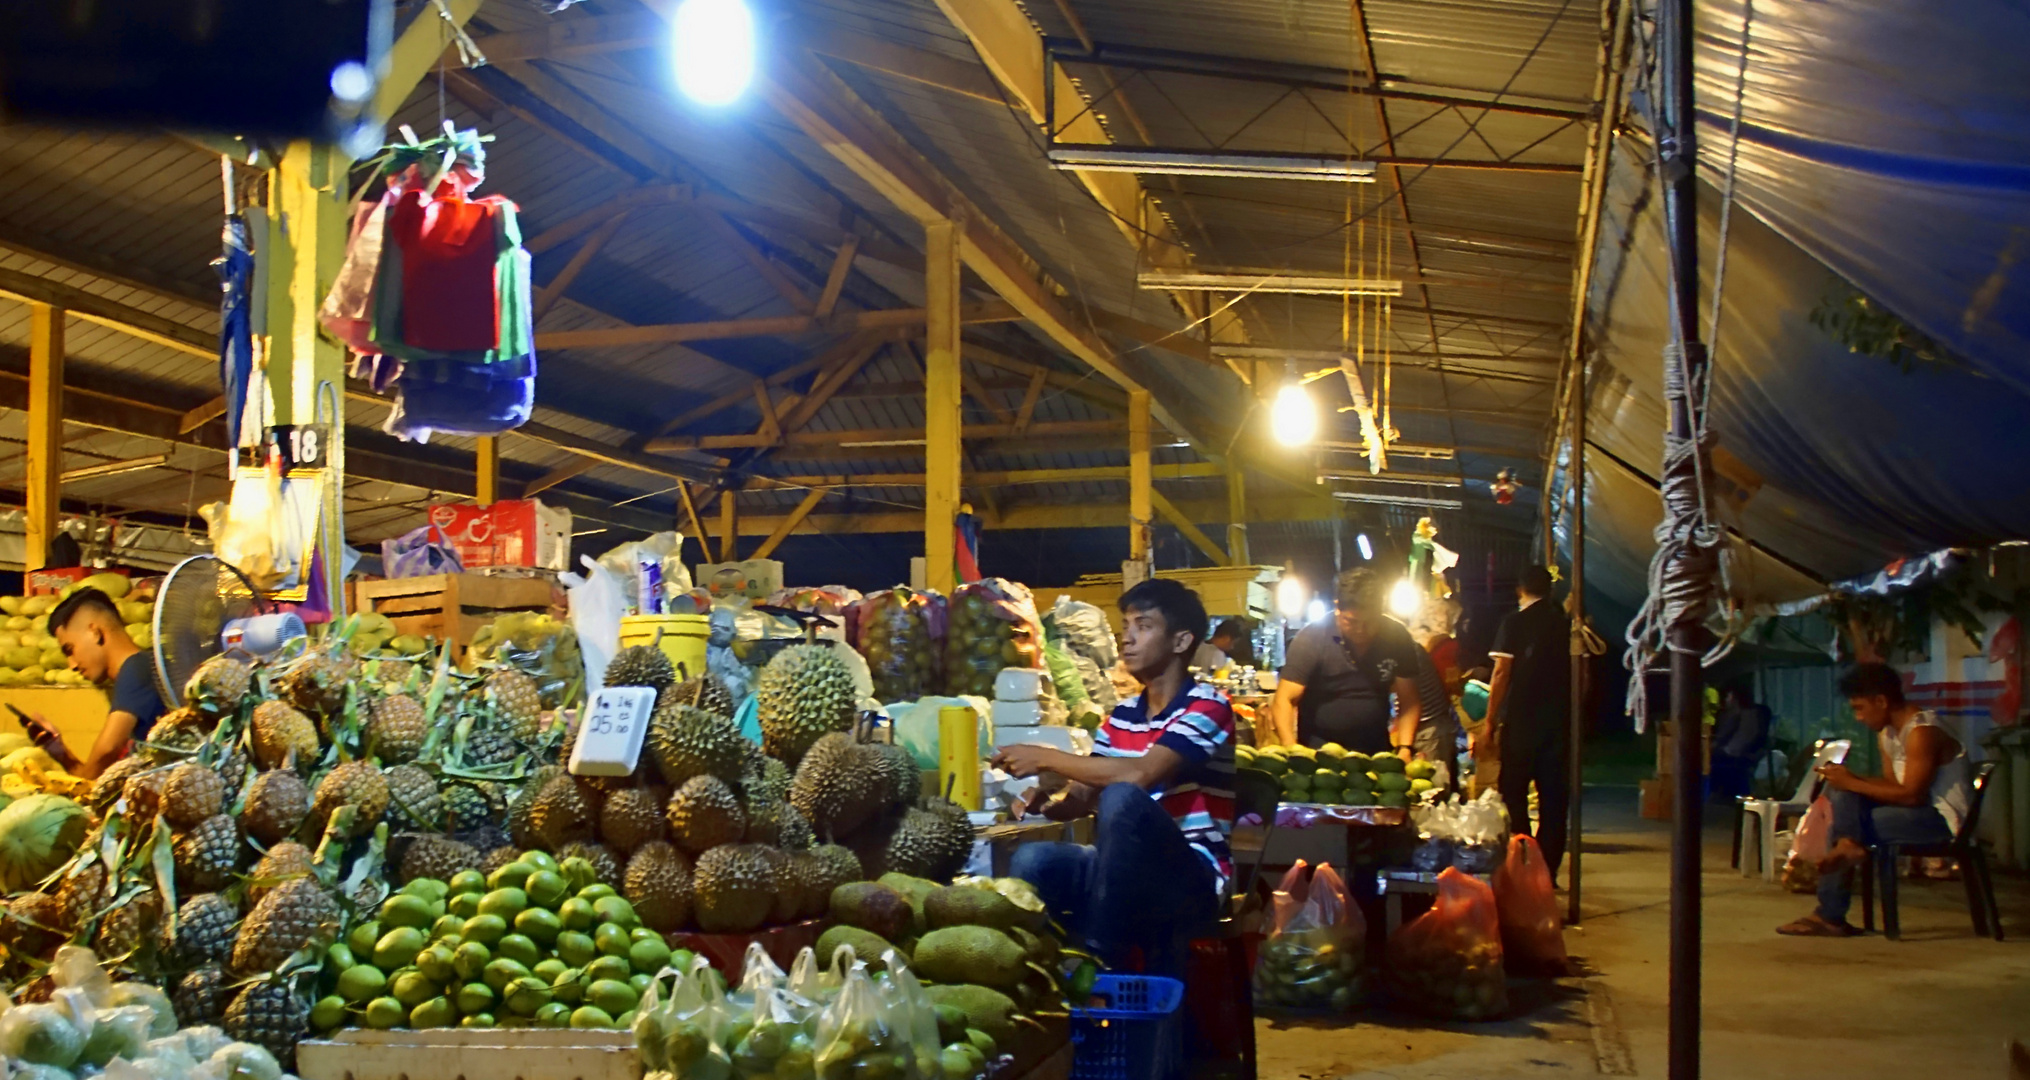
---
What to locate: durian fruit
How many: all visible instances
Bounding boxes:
[278,644,355,717]
[366,695,428,764]
[175,813,243,890]
[528,772,596,851]
[691,843,779,933]
[223,975,311,1070]
[604,643,676,693]
[164,892,239,967]
[480,846,520,876]
[400,835,481,884]
[765,849,804,925]
[871,742,923,811]
[598,786,667,855]
[248,842,314,908]
[670,672,735,718]
[384,765,442,830]
[3,892,65,958]
[250,701,319,771]
[310,761,390,838]
[744,751,793,806]
[172,964,231,1027]
[485,669,545,743]
[743,799,813,851]
[805,843,865,908]
[243,770,311,846]
[558,840,623,889]
[756,644,858,764]
[161,762,226,829]
[623,840,694,932]
[788,733,887,840]
[851,799,976,883]
[786,850,831,920]
[645,701,747,790]
[232,877,338,975]
[184,656,252,718]
[665,775,746,855]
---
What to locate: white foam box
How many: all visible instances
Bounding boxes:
[994,666,1048,701]
[991,724,1083,753]
[298,1028,638,1080]
[991,698,1044,728]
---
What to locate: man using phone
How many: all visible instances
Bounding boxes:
[22,588,163,779]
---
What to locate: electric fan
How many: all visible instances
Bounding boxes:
[150,554,307,708]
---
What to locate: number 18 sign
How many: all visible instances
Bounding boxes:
[567,687,656,777]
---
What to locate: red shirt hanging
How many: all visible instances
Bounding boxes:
[384,180,509,353]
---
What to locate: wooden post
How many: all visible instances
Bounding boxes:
[923,218,963,594]
[475,437,501,505]
[1128,389,1152,562]
[719,489,739,563]
[25,304,64,571]
[1226,461,1249,565]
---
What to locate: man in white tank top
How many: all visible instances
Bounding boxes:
[1777,663,1967,937]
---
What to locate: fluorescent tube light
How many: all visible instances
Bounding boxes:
[1048,145,1376,182]
[1139,269,1403,296]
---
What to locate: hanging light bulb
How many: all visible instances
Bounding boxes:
[1388,577,1423,620]
[1356,532,1374,561]
[673,0,756,106]
[1306,598,1329,626]
[1271,382,1318,447]
[1276,573,1309,621]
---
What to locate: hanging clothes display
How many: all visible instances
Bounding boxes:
[318,124,536,443]
[213,202,255,452]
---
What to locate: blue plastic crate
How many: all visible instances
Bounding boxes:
[1070,974,1186,1080]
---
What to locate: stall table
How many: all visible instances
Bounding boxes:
[981,816,1094,876]
[1375,868,1493,934]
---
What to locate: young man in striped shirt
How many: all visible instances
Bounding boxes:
[993,579,1236,975]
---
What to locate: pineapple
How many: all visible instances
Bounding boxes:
[184,656,252,718]
[217,743,252,805]
[88,756,147,815]
[465,726,518,768]
[248,841,314,908]
[173,964,231,1027]
[55,861,111,931]
[278,644,355,717]
[384,765,442,830]
[243,770,311,846]
[441,782,494,833]
[399,835,481,884]
[231,877,337,975]
[223,976,311,1069]
[366,695,428,764]
[175,814,243,890]
[310,761,389,838]
[160,762,225,829]
[3,893,65,959]
[122,768,169,820]
[145,708,210,763]
[94,892,162,960]
[486,669,545,742]
[251,701,319,771]
[164,892,239,967]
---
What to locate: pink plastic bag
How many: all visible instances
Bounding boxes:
[1782,794,1834,893]
[1492,834,1568,975]
[1255,862,1367,1013]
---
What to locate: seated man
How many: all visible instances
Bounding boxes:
[993,579,1235,975]
[1709,687,1770,798]
[1778,662,1973,937]
[26,587,164,779]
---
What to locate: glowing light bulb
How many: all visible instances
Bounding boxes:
[1356,533,1374,561]
[1271,382,1317,447]
[1306,598,1329,625]
[673,0,756,106]
[1388,577,1424,620]
[1276,574,1309,621]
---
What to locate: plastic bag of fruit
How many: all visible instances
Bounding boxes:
[814,958,919,1080]
[732,940,790,1010]
[852,588,946,703]
[769,587,863,645]
[1492,833,1569,975]
[730,986,820,1080]
[1254,861,1367,1013]
[943,579,1044,698]
[637,954,736,1080]
[874,952,946,1080]
[1383,867,1508,1021]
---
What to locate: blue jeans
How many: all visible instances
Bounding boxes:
[1816,787,1953,922]
[1009,783,1219,975]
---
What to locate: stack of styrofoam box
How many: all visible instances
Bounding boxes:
[990,667,1081,752]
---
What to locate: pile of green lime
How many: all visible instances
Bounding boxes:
[311,850,690,1033]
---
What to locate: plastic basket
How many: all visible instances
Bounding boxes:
[1070,974,1185,1080]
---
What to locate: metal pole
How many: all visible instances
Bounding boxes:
[1567,358,1587,928]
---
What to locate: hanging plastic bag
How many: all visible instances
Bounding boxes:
[562,554,625,691]
[944,580,1045,697]
[1254,862,1366,1013]
[731,987,820,1080]
[1452,790,1509,874]
[1492,834,1568,975]
[382,522,465,579]
[875,952,944,1080]
[732,941,789,1010]
[319,194,394,353]
[1781,794,1834,893]
[814,961,915,1080]
[1045,596,1118,670]
[662,955,735,1080]
[1383,867,1507,1021]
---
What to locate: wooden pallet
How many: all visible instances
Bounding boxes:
[296,1028,638,1080]
[353,573,556,653]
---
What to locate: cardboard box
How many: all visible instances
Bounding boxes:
[24,567,115,596]
[697,558,784,602]
[427,500,571,571]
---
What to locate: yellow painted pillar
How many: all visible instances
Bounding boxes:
[1226,460,1249,566]
[475,437,501,505]
[1128,389,1152,562]
[25,304,64,571]
[923,218,963,594]
[719,490,739,563]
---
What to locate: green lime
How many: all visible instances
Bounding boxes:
[576,884,617,903]
[515,906,564,947]
[310,995,348,1033]
[521,851,561,874]
[456,981,497,1015]
[560,856,598,892]
[671,949,697,973]
[338,964,389,1004]
[570,1006,616,1030]
[453,942,493,983]
[488,862,534,891]
[533,959,569,982]
[558,897,597,932]
[431,914,466,941]
[411,996,457,1029]
[349,921,382,958]
[478,888,529,922]
[586,955,632,985]
[627,927,661,944]
[535,1002,572,1028]
[592,897,637,927]
[550,969,584,1005]
[628,973,652,998]
[449,892,482,920]
[629,936,672,974]
[374,927,427,970]
[593,922,633,958]
[497,933,543,968]
[449,870,488,896]
[364,996,406,1029]
[505,975,554,1017]
[460,1013,497,1029]
[325,941,357,976]
[462,913,508,946]
[484,958,533,994]
[616,1010,637,1029]
[525,870,570,909]
[556,931,597,969]
[417,945,456,984]
[401,877,450,902]
[392,970,441,1008]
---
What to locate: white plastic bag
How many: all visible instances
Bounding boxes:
[596,532,692,614]
[1048,597,1118,669]
[562,555,625,690]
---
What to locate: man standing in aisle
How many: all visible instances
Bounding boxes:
[1480,566,1573,879]
[20,587,164,779]
[1192,618,1246,672]
[1270,569,1424,758]
[993,579,1235,975]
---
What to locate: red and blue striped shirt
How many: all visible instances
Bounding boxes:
[1095,677,1237,897]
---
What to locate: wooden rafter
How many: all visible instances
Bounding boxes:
[534,301,1018,349]
[706,213,816,313]
[647,418,1135,453]
[534,211,629,321]
[752,487,829,559]
[813,236,859,320]
[1149,489,1231,567]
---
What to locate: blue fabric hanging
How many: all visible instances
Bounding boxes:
[212,215,255,449]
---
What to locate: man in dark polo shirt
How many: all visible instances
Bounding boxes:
[1482,566,1572,878]
[23,588,164,779]
[1269,569,1423,758]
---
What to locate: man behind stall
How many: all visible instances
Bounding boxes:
[1270,568,1423,757]
[993,579,1235,974]
[21,587,164,779]
[1480,565,1572,878]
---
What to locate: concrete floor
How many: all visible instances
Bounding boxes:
[1256,787,2030,1079]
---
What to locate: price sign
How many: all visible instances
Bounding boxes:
[261,423,331,471]
[567,687,656,777]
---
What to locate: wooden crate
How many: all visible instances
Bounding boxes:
[353,573,556,653]
[296,1028,637,1080]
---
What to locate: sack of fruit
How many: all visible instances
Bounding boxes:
[943,579,1044,698]
[1254,861,1368,1013]
[1492,834,1569,975]
[852,587,946,703]
[1383,867,1507,1021]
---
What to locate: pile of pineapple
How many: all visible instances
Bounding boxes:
[0,619,570,1070]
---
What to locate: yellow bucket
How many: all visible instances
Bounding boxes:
[617,614,711,682]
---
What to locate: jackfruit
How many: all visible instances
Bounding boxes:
[755,644,857,764]
[877,873,939,934]
[814,925,902,971]
[924,887,1034,933]
[912,925,1027,990]
[829,882,914,942]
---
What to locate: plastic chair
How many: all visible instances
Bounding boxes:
[1857,761,2003,942]
[1734,738,1850,880]
[1184,767,1279,1080]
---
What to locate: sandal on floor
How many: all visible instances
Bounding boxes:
[1777,915,1858,937]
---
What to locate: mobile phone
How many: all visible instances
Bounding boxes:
[7,705,51,744]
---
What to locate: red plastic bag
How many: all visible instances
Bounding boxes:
[1255,862,1367,1013]
[1492,834,1568,975]
[1781,794,1834,893]
[1384,867,1508,1020]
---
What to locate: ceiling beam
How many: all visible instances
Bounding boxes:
[764,463,1225,487]
[647,418,1136,453]
[729,492,1338,537]
[534,300,1019,349]
[0,268,213,357]
[376,0,485,122]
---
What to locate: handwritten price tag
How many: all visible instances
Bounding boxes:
[566,687,656,777]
